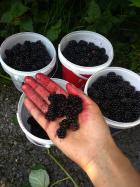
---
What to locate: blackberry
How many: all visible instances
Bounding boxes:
[110,111,122,122]
[116,75,123,82]
[107,72,117,80]
[102,54,108,62]
[78,40,88,47]
[48,93,66,105]
[45,105,57,121]
[59,119,69,129]
[4,40,51,71]
[45,93,83,138]
[70,122,79,131]
[59,118,71,129]
[48,93,67,118]
[56,127,66,138]
[88,72,140,122]
[88,42,95,50]
[27,116,49,139]
[80,57,89,65]
[69,40,77,47]
[123,81,130,87]
[125,85,135,97]
[87,52,93,59]
[62,40,109,67]
[66,95,83,117]
[134,91,140,100]
[100,48,106,54]
[117,88,126,98]
[110,100,121,111]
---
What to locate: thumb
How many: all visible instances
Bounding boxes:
[66,83,92,106]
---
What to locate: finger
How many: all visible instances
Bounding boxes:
[35,73,67,95]
[22,83,48,113]
[24,76,38,89]
[24,97,48,131]
[24,97,61,141]
[24,76,50,103]
[66,83,92,106]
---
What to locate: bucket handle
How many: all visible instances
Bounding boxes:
[71,69,89,80]
[50,60,58,78]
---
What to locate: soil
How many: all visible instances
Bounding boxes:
[0,82,140,187]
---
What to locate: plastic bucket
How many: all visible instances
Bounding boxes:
[0,32,56,91]
[17,78,68,148]
[58,31,114,88]
[84,67,140,129]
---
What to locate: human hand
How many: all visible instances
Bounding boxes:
[22,73,113,171]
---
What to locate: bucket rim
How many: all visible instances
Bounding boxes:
[84,67,140,129]
[17,78,68,145]
[0,32,56,75]
[17,93,53,144]
[58,30,114,73]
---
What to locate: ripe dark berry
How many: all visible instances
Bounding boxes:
[79,40,88,47]
[56,127,66,139]
[48,93,66,105]
[66,95,83,117]
[59,119,71,129]
[69,40,77,47]
[4,40,51,71]
[100,48,106,54]
[135,91,140,100]
[45,105,56,121]
[107,72,116,80]
[70,123,79,131]
[102,54,108,62]
[88,42,95,50]
[62,40,108,67]
[45,93,83,138]
[88,72,140,123]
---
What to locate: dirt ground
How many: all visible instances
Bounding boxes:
[0,83,140,187]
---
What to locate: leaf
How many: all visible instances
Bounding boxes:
[85,0,101,23]
[20,18,33,31]
[46,19,61,41]
[10,1,29,18]
[96,10,120,34]
[0,28,9,37]
[1,11,13,23]
[129,0,140,7]
[35,11,49,24]
[31,164,46,170]
[1,1,29,23]
[29,169,50,187]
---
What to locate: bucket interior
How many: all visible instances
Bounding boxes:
[85,67,140,128]
[0,33,55,61]
[21,104,31,132]
[60,31,113,59]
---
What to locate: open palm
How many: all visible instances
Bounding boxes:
[22,73,112,170]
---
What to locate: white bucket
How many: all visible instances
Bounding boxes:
[17,78,68,148]
[84,67,140,129]
[58,31,114,88]
[0,32,56,91]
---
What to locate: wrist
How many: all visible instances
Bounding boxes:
[84,139,116,183]
[84,140,140,187]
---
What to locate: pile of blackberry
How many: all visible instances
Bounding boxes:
[4,40,51,71]
[46,93,83,138]
[62,40,108,66]
[27,116,50,139]
[88,72,140,122]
